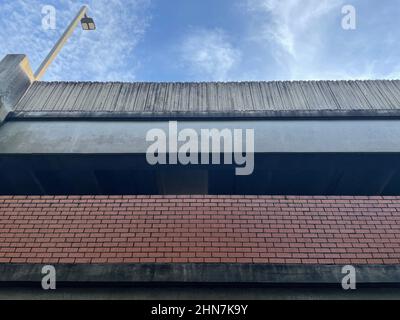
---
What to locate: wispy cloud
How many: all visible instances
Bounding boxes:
[179,28,241,81]
[244,0,400,80]
[245,0,346,79]
[248,0,342,57]
[0,0,151,81]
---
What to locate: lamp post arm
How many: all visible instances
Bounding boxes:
[34,5,88,81]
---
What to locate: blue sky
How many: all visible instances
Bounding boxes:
[1,0,400,82]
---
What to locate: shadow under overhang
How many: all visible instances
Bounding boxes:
[1,153,400,195]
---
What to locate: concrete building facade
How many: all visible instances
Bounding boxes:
[1,54,400,299]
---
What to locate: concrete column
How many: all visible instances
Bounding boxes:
[0,54,34,123]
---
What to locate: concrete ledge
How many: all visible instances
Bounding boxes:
[9,109,400,120]
[0,263,400,287]
[3,119,400,154]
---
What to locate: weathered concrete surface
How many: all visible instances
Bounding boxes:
[0,263,400,299]
[0,54,34,123]
[1,120,400,154]
[1,263,400,284]
[12,80,400,114]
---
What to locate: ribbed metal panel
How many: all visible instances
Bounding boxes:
[13,80,400,114]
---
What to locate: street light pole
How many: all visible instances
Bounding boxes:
[34,5,95,81]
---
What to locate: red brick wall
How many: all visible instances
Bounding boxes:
[0,195,399,264]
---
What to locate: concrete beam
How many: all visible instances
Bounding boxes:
[0,54,34,123]
[11,109,400,120]
[1,263,400,286]
[2,120,400,154]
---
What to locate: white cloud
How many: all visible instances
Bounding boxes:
[243,0,400,80]
[245,0,345,79]
[179,29,241,81]
[0,0,151,81]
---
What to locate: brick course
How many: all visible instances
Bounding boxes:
[0,195,399,264]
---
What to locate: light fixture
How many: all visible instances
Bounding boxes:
[81,14,96,31]
[34,6,96,80]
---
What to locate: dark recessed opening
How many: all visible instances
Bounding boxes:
[1,153,400,196]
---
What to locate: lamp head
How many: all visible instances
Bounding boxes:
[81,14,96,30]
